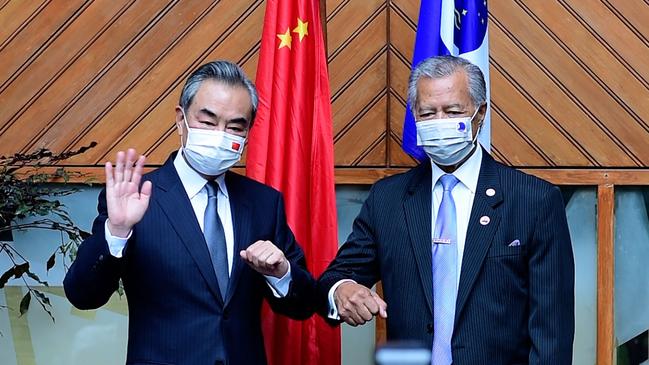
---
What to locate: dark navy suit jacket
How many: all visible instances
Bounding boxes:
[64,154,315,365]
[318,148,575,364]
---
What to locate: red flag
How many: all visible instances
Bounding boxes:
[246,0,341,364]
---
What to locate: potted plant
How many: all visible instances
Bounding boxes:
[0,143,96,319]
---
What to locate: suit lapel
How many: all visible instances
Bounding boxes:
[454,151,503,323]
[403,162,434,315]
[154,157,223,303]
[223,172,253,307]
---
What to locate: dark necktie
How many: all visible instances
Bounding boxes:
[204,181,229,299]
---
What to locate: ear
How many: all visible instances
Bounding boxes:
[475,102,488,129]
[174,106,185,136]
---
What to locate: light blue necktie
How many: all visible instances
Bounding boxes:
[432,174,460,365]
[204,181,229,299]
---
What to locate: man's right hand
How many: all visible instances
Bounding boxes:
[334,282,387,326]
[105,149,152,237]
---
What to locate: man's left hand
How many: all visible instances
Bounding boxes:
[240,240,289,278]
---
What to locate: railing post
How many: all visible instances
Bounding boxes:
[597,183,615,365]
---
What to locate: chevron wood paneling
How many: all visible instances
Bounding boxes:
[489,0,649,167]
[0,0,264,167]
[327,0,388,166]
[0,0,648,173]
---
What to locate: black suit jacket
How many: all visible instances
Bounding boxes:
[319,149,575,364]
[64,154,315,365]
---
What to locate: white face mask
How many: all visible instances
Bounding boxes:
[180,111,246,176]
[415,107,481,166]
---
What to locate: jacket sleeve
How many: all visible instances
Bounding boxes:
[263,193,316,320]
[528,186,575,364]
[63,188,124,310]
[316,184,381,320]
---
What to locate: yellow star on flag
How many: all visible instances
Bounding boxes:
[277,28,292,49]
[292,18,309,42]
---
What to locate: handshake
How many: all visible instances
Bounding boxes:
[334,281,388,326]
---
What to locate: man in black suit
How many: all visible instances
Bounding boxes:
[64,61,314,365]
[318,55,574,364]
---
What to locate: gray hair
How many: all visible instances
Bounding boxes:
[179,60,258,126]
[407,55,486,115]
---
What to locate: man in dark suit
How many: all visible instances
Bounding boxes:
[64,61,314,365]
[318,55,575,364]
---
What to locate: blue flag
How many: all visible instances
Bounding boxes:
[402,0,490,161]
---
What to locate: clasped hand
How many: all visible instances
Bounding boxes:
[334,282,387,326]
[240,240,290,278]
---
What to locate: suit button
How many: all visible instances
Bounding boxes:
[98,254,104,261]
[426,323,433,334]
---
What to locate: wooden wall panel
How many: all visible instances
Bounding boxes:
[0,0,89,89]
[29,0,218,154]
[490,1,649,167]
[327,0,388,166]
[387,0,418,167]
[67,0,265,165]
[0,0,648,172]
[0,1,47,47]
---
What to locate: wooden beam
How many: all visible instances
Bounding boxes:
[13,166,649,186]
[596,184,615,365]
[522,169,649,186]
[334,168,409,184]
[333,168,649,185]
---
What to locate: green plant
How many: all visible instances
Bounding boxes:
[0,143,96,320]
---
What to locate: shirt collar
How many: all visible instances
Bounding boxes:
[430,144,483,194]
[173,149,228,199]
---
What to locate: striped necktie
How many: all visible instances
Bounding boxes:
[204,181,229,299]
[431,174,460,365]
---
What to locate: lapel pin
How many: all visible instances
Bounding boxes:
[480,216,490,225]
[486,188,496,197]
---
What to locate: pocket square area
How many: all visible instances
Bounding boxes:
[508,239,521,247]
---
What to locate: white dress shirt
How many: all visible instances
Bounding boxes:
[105,150,291,297]
[327,146,483,319]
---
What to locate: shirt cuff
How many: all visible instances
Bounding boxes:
[104,219,132,258]
[264,263,292,298]
[327,279,356,320]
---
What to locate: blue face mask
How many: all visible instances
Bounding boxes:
[415,107,481,166]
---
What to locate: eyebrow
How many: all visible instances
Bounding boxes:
[198,108,249,125]
[442,103,465,109]
[418,103,465,111]
[229,117,249,126]
[198,108,217,118]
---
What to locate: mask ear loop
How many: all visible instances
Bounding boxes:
[178,109,191,149]
[470,103,487,144]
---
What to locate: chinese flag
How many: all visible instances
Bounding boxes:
[246,0,341,365]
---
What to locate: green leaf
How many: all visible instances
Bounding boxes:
[26,271,48,287]
[19,292,31,316]
[13,262,29,279]
[0,267,15,288]
[46,253,56,272]
[33,289,51,307]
